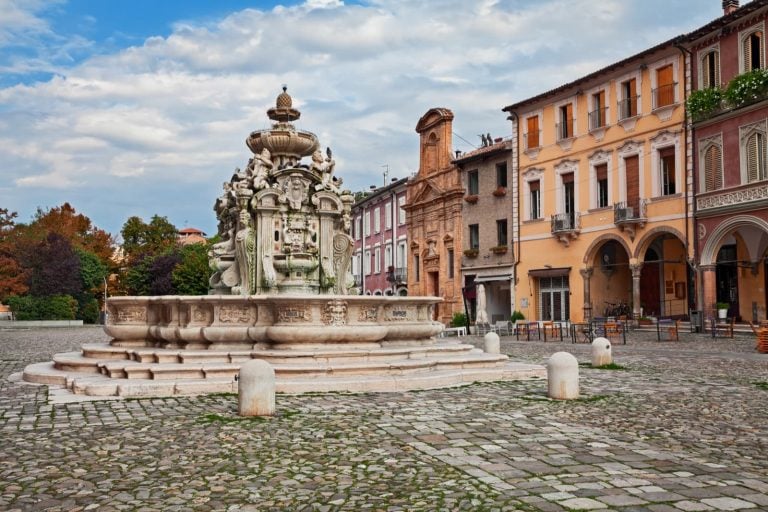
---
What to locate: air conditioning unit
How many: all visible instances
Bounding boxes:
[553,218,568,232]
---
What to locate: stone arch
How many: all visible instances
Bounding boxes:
[582,233,632,265]
[633,226,687,261]
[701,215,768,265]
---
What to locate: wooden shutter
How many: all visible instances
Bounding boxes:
[625,155,640,211]
[745,32,764,71]
[713,51,721,87]
[702,54,710,89]
[745,34,753,71]
[561,172,574,184]
[598,90,606,126]
[656,65,674,107]
[527,116,539,148]
[747,133,760,182]
[565,103,573,136]
[705,145,722,191]
[628,78,637,116]
[529,180,540,191]
[596,163,608,181]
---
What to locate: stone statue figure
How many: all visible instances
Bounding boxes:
[282,175,307,210]
[475,284,489,324]
[312,147,339,194]
[262,253,277,290]
[320,255,335,289]
[234,210,256,295]
[332,233,354,294]
[251,148,273,191]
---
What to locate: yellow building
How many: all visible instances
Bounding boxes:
[503,38,694,322]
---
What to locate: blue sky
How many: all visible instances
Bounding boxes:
[0,0,726,238]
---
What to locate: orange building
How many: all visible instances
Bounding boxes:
[404,108,464,323]
[503,38,693,322]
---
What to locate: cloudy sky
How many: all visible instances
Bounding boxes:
[0,0,726,238]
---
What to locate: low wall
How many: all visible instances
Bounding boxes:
[0,320,84,328]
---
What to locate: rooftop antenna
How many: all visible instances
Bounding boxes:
[381,164,389,186]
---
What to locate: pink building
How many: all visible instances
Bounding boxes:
[351,178,409,295]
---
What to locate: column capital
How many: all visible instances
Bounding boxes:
[629,262,643,277]
[699,264,716,272]
[580,266,594,279]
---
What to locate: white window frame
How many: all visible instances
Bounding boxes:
[354,216,362,240]
[374,247,381,273]
[650,131,681,197]
[616,140,646,203]
[588,150,613,209]
[554,96,578,143]
[586,83,611,131]
[523,168,544,221]
[649,55,680,110]
[697,43,721,89]
[397,241,407,269]
[616,69,643,129]
[739,22,766,74]
[364,211,371,237]
[398,196,406,225]
[385,201,392,230]
[373,207,381,233]
[698,133,724,192]
[522,109,543,154]
[384,244,393,269]
[739,120,768,184]
[554,159,579,216]
[364,249,371,275]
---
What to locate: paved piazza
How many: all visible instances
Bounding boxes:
[1,327,767,511]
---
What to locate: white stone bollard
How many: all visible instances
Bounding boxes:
[484,331,500,354]
[238,359,276,417]
[591,337,612,367]
[547,352,579,400]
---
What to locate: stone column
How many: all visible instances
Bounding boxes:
[580,267,594,322]
[630,262,643,320]
[701,264,717,320]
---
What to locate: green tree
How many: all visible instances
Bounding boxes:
[120,215,177,259]
[0,208,27,300]
[172,243,211,295]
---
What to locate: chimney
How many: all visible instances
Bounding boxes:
[723,0,739,16]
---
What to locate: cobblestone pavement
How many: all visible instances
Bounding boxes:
[1,326,767,511]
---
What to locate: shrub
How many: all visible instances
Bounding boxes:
[451,311,467,327]
[8,295,78,320]
[716,302,729,310]
[77,296,101,324]
[686,87,724,121]
[510,310,525,322]
[724,68,768,108]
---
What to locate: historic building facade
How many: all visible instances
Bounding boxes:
[503,38,693,322]
[454,138,515,323]
[683,0,768,322]
[351,177,408,296]
[404,108,464,323]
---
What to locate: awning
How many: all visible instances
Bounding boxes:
[528,267,571,278]
[474,274,514,283]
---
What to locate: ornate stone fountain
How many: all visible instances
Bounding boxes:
[22,89,545,398]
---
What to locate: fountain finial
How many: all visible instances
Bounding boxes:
[269,86,300,122]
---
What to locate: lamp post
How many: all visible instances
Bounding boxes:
[101,276,108,325]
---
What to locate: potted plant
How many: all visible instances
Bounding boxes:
[716,302,729,320]
[492,186,507,197]
[463,248,479,258]
[510,310,525,323]
[638,316,653,326]
[490,245,508,254]
[464,194,479,204]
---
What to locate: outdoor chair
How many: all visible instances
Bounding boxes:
[657,318,679,341]
[494,321,511,336]
[475,322,493,335]
[710,317,734,338]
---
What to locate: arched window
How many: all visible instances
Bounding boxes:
[702,51,720,88]
[745,132,767,182]
[703,144,723,192]
[743,31,764,72]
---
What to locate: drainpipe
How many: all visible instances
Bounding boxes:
[676,41,699,314]
[361,204,366,295]
[506,110,521,295]
[391,188,398,295]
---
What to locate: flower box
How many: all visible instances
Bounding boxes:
[490,246,508,254]
[464,194,479,204]
[492,187,507,197]
[463,249,479,258]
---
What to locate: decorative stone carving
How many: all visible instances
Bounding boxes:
[277,304,311,323]
[358,306,378,322]
[697,183,768,211]
[322,300,348,326]
[116,306,146,323]
[384,306,414,322]
[219,305,250,324]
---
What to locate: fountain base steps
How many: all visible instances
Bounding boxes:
[23,341,546,398]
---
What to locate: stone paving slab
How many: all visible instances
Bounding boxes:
[0,327,766,510]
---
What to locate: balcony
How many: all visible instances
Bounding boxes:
[524,130,541,153]
[652,83,678,121]
[555,120,574,142]
[588,107,608,131]
[613,200,647,241]
[386,266,407,284]
[618,96,639,120]
[550,212,580,246]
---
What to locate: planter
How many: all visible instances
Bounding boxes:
[490,246,508,255]
[492,187,507,197]
[464,195,479,204]
[463,249,479,258]
[718,308,728,320]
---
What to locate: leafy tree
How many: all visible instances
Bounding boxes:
[172,243,211,295]
[27,233,82,297]
[120,215,177,259]
[0,208,27,300]
[122,253,154,296]
[76,248,108,292]
[32,203,113,263]
[148,252,182,295]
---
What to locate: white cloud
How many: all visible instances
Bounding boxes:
[0,0,724,234]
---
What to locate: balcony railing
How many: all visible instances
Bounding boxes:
[652,83,677,109]
[386,266,407,284]
[618,96,639,120]
[613,200,647,223]
[551,212,577,233]
[556,119,574,141]
[588,107,608,131]
[353,275,363,287]
[524,130,541,150]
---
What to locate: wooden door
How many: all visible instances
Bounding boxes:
[641,249,661,317]
[656,65,674,107]
[625,155,640,212]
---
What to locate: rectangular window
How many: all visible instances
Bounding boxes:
[538,276,570,321]
[364,211,371,236]
[397,242,405,268]
[526,115,540,149]
[364,250,371,275]
[447,249,454,278]
[660,147,676,196]
[620,78,638,119]
[529,180,541,219]
[398,196,406,225]
[654,65,674,108]
[354,216,362,240]
[468,170,479,195]
[596,163,609,208]
[352,254,359,275]
[589,90,606,130]
[414,254,420,281]
[702,51,720,88]
[385,245,392,269]
[496,219,508,246]
[469,224,480,249]
[385,202,392,229]
[496,162,508,188]
[373,207,381,233]
[374,247,381,273]
[558,103,573,140]
[744,31,765,72]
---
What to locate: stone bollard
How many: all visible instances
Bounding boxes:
[591,337,612,367]
[484,331,500,354]
[547,352,579,400]
[238,359,276,417]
